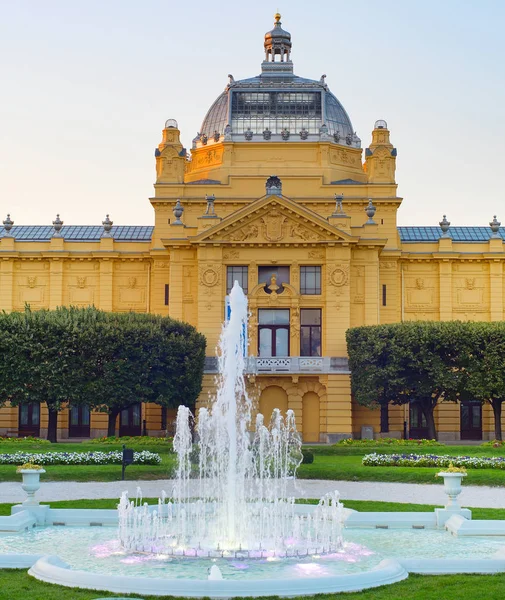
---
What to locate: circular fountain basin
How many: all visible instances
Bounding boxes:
[2,526,505,597]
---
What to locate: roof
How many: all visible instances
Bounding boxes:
[0,225,154,242]
[398,226,503,242]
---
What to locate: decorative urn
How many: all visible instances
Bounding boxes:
[18,467,46,505]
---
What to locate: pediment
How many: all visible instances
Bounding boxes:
[190,195,353,245]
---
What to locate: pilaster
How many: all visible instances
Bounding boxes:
[99,260,113,312]
[168,249,184,321]
[439,260,452,321]
[197,246,224,353]
[49,260,63,309]
[364,252,380,325]
[0,259,14,312]
[489,260,503,321]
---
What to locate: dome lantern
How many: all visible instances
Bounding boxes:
[264,13,292,64]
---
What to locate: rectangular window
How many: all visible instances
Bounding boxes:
[382,284,387,306]
[258,266,290,288]
[258,309,290,357]
[164,284,169,306]
[300,309,321,357]
[227,266,248,294]
[300,266,321,294]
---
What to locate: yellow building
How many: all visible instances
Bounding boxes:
[1,15,504,442]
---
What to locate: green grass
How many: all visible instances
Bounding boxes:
[2,442,505,485]
[2,570,505,600]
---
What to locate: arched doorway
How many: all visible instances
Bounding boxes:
[302,391,320,443]
[259,386,288,424]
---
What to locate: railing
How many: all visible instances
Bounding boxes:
[204,356,349,374]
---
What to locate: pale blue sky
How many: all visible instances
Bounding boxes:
[1,0,503,228]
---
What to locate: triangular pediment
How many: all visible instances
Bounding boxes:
[190,195,354,244]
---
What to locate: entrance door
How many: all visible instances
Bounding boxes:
[68,406,91,438]
[18,403,40,437]
[120,403,142,437]
[460,401,482,440]
[409,403,429,439]
[258,309,290,357]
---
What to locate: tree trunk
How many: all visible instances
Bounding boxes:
[108,410,119,437]
[47,407,58,443]
[491,399,503,441]
[422,402,437,440]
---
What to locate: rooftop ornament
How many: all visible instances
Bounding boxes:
[204,194,216,216]
[165,119,178,129]
[490,215,501,239]
[333,194,345,216]
[101,214,113,238]
[375,119,388,129]
[439,215,451,238]
[172,200,184,225]
[265,175,282,196]
[2,214,14,237]
[52,214,63,238]
[365,200,376,224]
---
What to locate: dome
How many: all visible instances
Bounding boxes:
[196,15,359,149]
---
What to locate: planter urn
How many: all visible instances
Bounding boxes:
[18,469,46,505]
[438,471,467,510]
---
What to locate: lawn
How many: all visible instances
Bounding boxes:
[2,570,505,600]
[1,441,505,485]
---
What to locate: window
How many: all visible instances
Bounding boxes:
[258,309,290,357]
[382,284,387,306]
[300,309,321,357]
[258,266,290,291]
[300,266,321,294]
[164,284,169,306]
[227,266,248,294]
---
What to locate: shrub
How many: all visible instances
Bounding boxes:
[0,437,50,445]
[335,438,441,447]
[301,450,314,464]
[90,436,174,450]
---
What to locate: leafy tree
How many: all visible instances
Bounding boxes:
[347,321,468,440]
[0,307,206,441]
[463,322,505,441]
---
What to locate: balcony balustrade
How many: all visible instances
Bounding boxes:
[204,356,349,374]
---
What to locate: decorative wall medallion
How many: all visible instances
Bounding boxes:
[27,276,37,289]
[380,261,396,270]
[223,250,240,260]
[415,278,425,290]
[128,277,137,289]
[308,249,324,259]
[77,276,86,289]
[200,267,219,287]
[328,266,349,287]
[465,278,476,290]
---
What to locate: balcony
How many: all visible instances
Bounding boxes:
[204,356,349,374]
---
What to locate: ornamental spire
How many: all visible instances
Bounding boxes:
[262,13,293,75]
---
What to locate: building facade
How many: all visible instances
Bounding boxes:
[1,15,504,441]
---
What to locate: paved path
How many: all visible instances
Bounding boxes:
[1,479,504,508]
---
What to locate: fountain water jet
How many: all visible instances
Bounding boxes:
[118,281,344,556]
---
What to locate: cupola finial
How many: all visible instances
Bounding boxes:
[262,13,293,74]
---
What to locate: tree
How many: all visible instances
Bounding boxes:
[347,321,468,440]
[463,322,505,441]
[0,307,206,441]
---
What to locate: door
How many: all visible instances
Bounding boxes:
[258,309,290,357]
[302,391,320,443]
[460,401,482,440]
[408,403,429,439]
[18,403,40,437]
[68,405,91,438]
[120,403,142,437]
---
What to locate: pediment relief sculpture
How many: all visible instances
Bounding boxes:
[223,214,325,244]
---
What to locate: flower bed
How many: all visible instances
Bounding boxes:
[362,453,505,470]
[336,438,441,447]
[0,450,161,466]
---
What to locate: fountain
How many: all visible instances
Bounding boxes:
[3,282,505,597]
[118,281,344,558]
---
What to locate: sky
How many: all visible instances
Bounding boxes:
[0,0,504,228]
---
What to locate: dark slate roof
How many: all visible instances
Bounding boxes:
[186,179,222,185]
[0,225,154,242]
[330,179,365,185]
[398,226,503,242]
